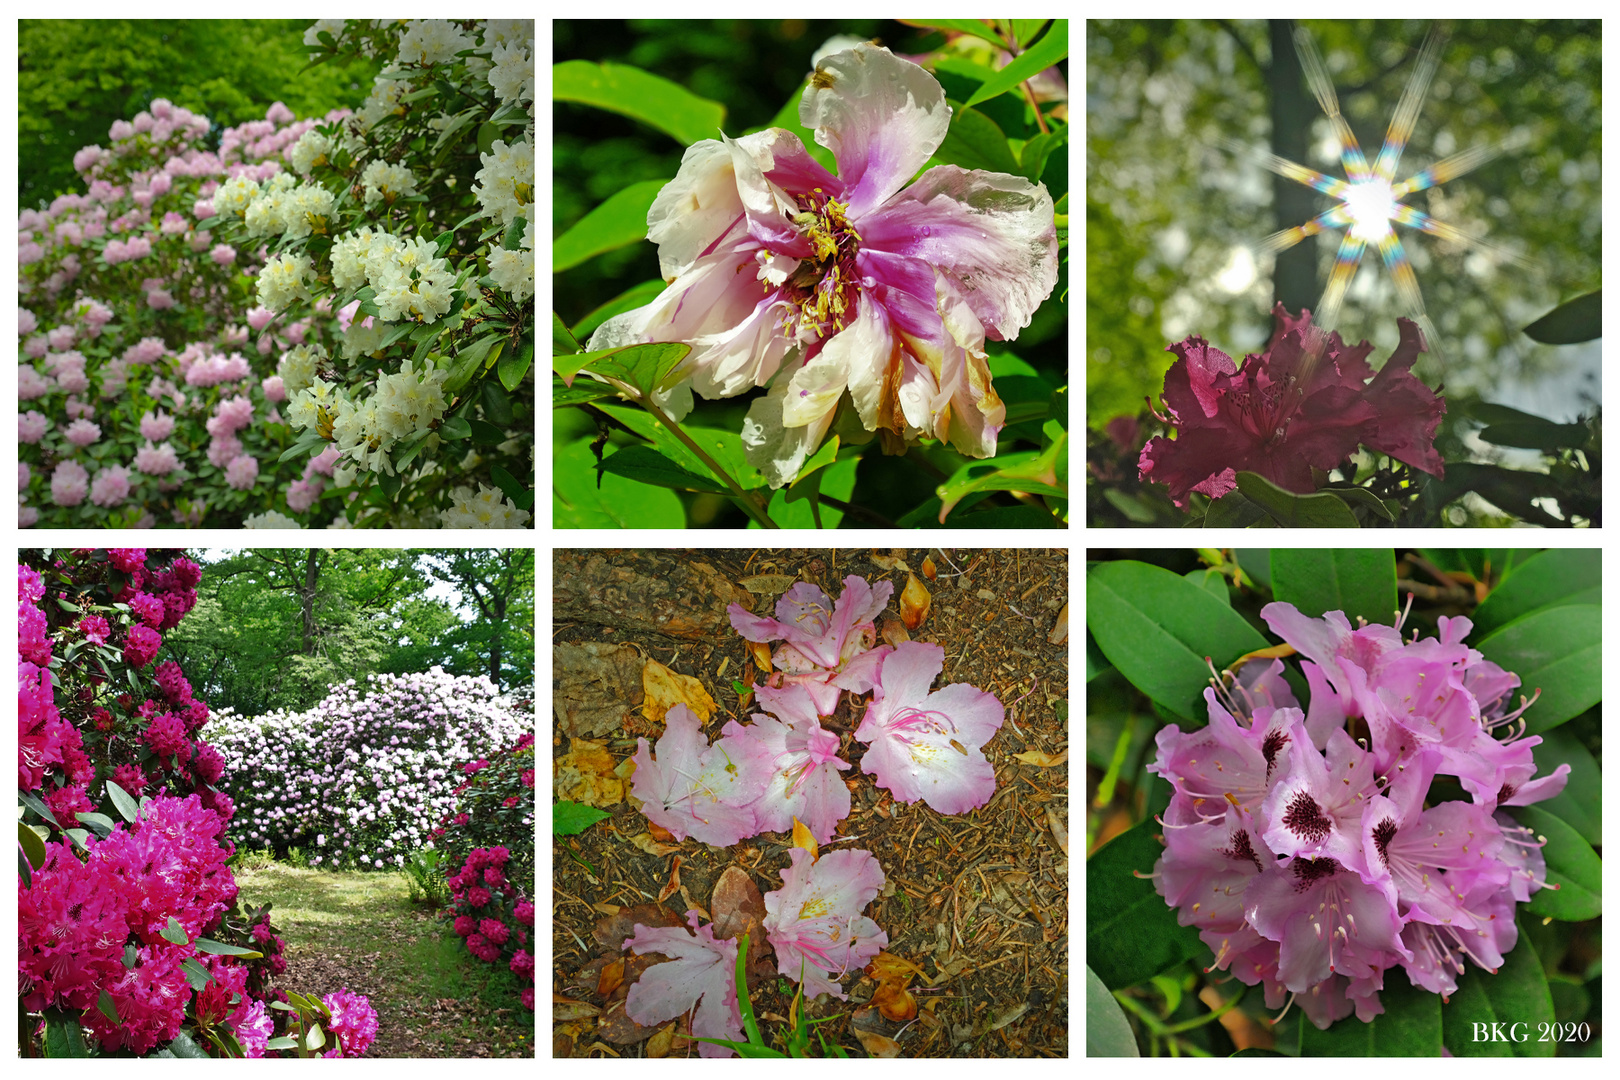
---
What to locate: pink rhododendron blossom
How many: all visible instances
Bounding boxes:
[587,43,1058,485]
[763,847,888,1000]
[622,911,744,1058]
[90,465,132,507]
[124,624,163,668]
[140,410,175,441]
[51,460,90,506]
[728,575,893,715]
[232,998,275,1058]
[731,682,852,842]
[322,987,379,1057]
[225,454,260,490]
[20,411,50,442]
[630,703,773,846]
[134,441,181,476]
[1148,601,1567,1026]
[855,641,1004,813]
[78,614,112,644]
[1139,305,1446,506]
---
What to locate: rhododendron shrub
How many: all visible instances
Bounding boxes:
[443,845,534,1011]
[19,19,535,528]
[204,669,530,871]
[17,547,362,1057]
[431,722,537,898]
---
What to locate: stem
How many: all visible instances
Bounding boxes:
[614,379,780,529]
[1022,81,1051,135]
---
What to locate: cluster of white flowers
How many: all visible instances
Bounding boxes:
[360,159,418,205]
[287,361,450,483]
[397,19,474,66]
[244,509,303,529]
[243,173,337,240]
[357,73,408,131]
[474,138,533,226]
[488,40,533,107]
[257,252,315,312]
[487,219,534,302]
[331,226,458,323]
[211,173,261,217]
[289,128,337,175]
[440,483,531,528]
[278,342,327,396]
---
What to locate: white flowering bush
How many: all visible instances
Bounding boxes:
[202,669,532,869]
[18,19,534,528]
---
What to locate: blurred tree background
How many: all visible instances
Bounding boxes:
[19,19,385,209]
[1087,20,1600,453]
[555,19,1069,527]
[165,548,535,717]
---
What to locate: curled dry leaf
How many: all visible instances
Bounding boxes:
[554,737,624,807]
[866,952,926,1022]
[597,958,626,998]
[1011,748,1069,768]
[1047,601,1068,645]
[850,1009,903,1058]
[868,549,911,572]
[656,855,683,904]
[877,614,910,648]
[708,865,769,968]
[642,659,718,724]
[790,817,819,863]
[645,1022,675,1059]
[553,997,601,1021]
[1047,805,1069,856]
[746,639,774,672]
[628,831,683,857]
[739,573,798,596]
[899,572,931,631]
[921,555,937,580]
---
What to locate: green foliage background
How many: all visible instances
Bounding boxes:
[19,19,386,209]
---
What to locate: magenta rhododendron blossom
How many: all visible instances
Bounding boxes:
[587,42,1058,486]
[732,682,852,843]
[1139,304,1446,507]
[728,574,893,716]
[630,703,773,847]
[622,911,744,1059]
[855,641,1004,813]
[1147,601,1568,1028]
[762,847,888,1000]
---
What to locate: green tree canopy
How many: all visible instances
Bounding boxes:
[19,19,385,208]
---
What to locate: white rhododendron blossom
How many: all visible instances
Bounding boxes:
[439,484,532,528]
[474,138,534,226]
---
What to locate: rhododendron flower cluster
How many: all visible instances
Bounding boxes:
[1147,601,1568,1028]
[728,575,893,715]
[204,669,529,869]
[19,19,534,529]
[444,843,534,1010]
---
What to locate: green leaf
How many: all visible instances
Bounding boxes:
[193,938,264,959]
[941,505,1065,528]
[180,957,212,992]
[438,416,472,441]
[1235,471,1360,528]
[44,1009,89,1057]
[553,60,727,145]
[306,1022,327,1051]
[763,456,857,530]
[552,311,583,356]
[1086,822,1204,988]
[569,341,691,399]
[160,915,190,946]
[936,432,1066,522]
[390,430,433,475]
[19,820,48,869]
[1184,567,1229,602]
[1201,490,1268,528]
[1010,19,1050,46]
[377,470,403,501]
[551,179,668,273]
[265,1036,299,1051]
[1087,560,1268,721]
[1475,604,1601,733]
[1522,289,1600,344]
[97,988,120,1025]
[1516,804,1602,921]
[935,104,1021,175]
[554,428,686,529]
[1531,725,1601,845]
[490,465,530,506]
[498,337,533,393]
[481,379,515,426]
[598,444,727,494]
[469,419,506,446]
[1018,125,1067,183]
[1269,549,1398,627]
[1298,967,1441,1055]
[1477,416,1590,450]
[1086,966,1139,1056]
[75,812,116,840]
[553,376,620,408]
[964,19,1068,108]
[1470,548,1601,638]
[1444,920,1556,1056]
[570,279,666,341]
[554,801,612,835]
[277,434,325,463]
[898,18,1007,49]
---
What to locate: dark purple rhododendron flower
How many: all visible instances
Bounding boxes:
[1138,304,1445,507]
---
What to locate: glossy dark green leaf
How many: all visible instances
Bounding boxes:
[1086,965,1139,1056]
[481,379,514,426]
[1019,126,1068,183]
[1184,567,1229,602]
[497,338,533,393]
[598,444,727,494]
[18,821,47,871]
[44,1009,89,1057]
[75,812,115,840]
[551,311,582,357]
[180,957,212,992]
[1201,490,1268,528]
[97,988,120,1024]
[553,60,727,145]
[939,505,1065,528]
[551,179,667,272]
[193,937,263,958]
[575,341,691,399]
[1515,805,1602,921]
[1475,605,1601,733]
[160,915,190,946]
[1086,631,1110,682]
[1086,822,1204,989]
[1530,724,1600,845]
[438,416,472,441]
[1444,921,1555,1057]
[1298,967,1440,1055]
[1087,560,1268,721]
[1522,289,1600,344]
[552,376,619,408]
[1235,549,1272,590]
[554,429,686,529]
[1270,549,1398,627]
[898,18,1007,49]
[1469,548,1601,638]
[935,104,1021,175]
[1236,472,1360,528]
[1477,419,1591,451]
[964,19,1068,108]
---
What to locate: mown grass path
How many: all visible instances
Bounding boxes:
[233,862,533,1057]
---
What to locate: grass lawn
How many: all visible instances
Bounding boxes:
[232,857,533,1057]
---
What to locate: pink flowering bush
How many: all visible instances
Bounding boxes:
[431,725,537,897]
[17,547,365,1057]
[442,846,534,1011]
[19,19,535,529]
[203,670,530,871]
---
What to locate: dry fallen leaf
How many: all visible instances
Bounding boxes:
[554,642,645,737]
[1047,601,1068,645]
[597,958,625,997]
[592,903,681,953]
[868,549,911,572]
[553,997,601,1021]
[866,952,927,1022]
[851,1026,902,1058]
[739,573,798,596]
[899,572,931,631]
[877,614,910,647]
[656,855,683,904]
[746,640,774,672]
[1047,805,1069,856]
[1011,748,1069,768]
[921,555,937,580]
[554,737,624,807]
[627,831,683,857]
[645,1022,675,1059]
[642,660,718,724]
[791,817,819,862]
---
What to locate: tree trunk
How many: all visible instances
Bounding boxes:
[1269,19,1318,318]
[300,550,320,655]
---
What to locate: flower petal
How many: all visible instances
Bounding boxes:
[646,139,751,281]
[859,164,1058,340]
[623,912,742,1058]
[741,358,837,488]
[802,45,950,217]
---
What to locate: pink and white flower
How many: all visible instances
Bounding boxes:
[762,847,888,1000]
[622,911,743,1058]
[728,574,892,716]
[629,703,772,847]
[731,682,851,843]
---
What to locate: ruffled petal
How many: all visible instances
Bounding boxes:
[802,44,949,217]
[646,139,751,281]
[741,359,836,488]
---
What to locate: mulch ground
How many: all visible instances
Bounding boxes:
[552,548,1069,1058]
